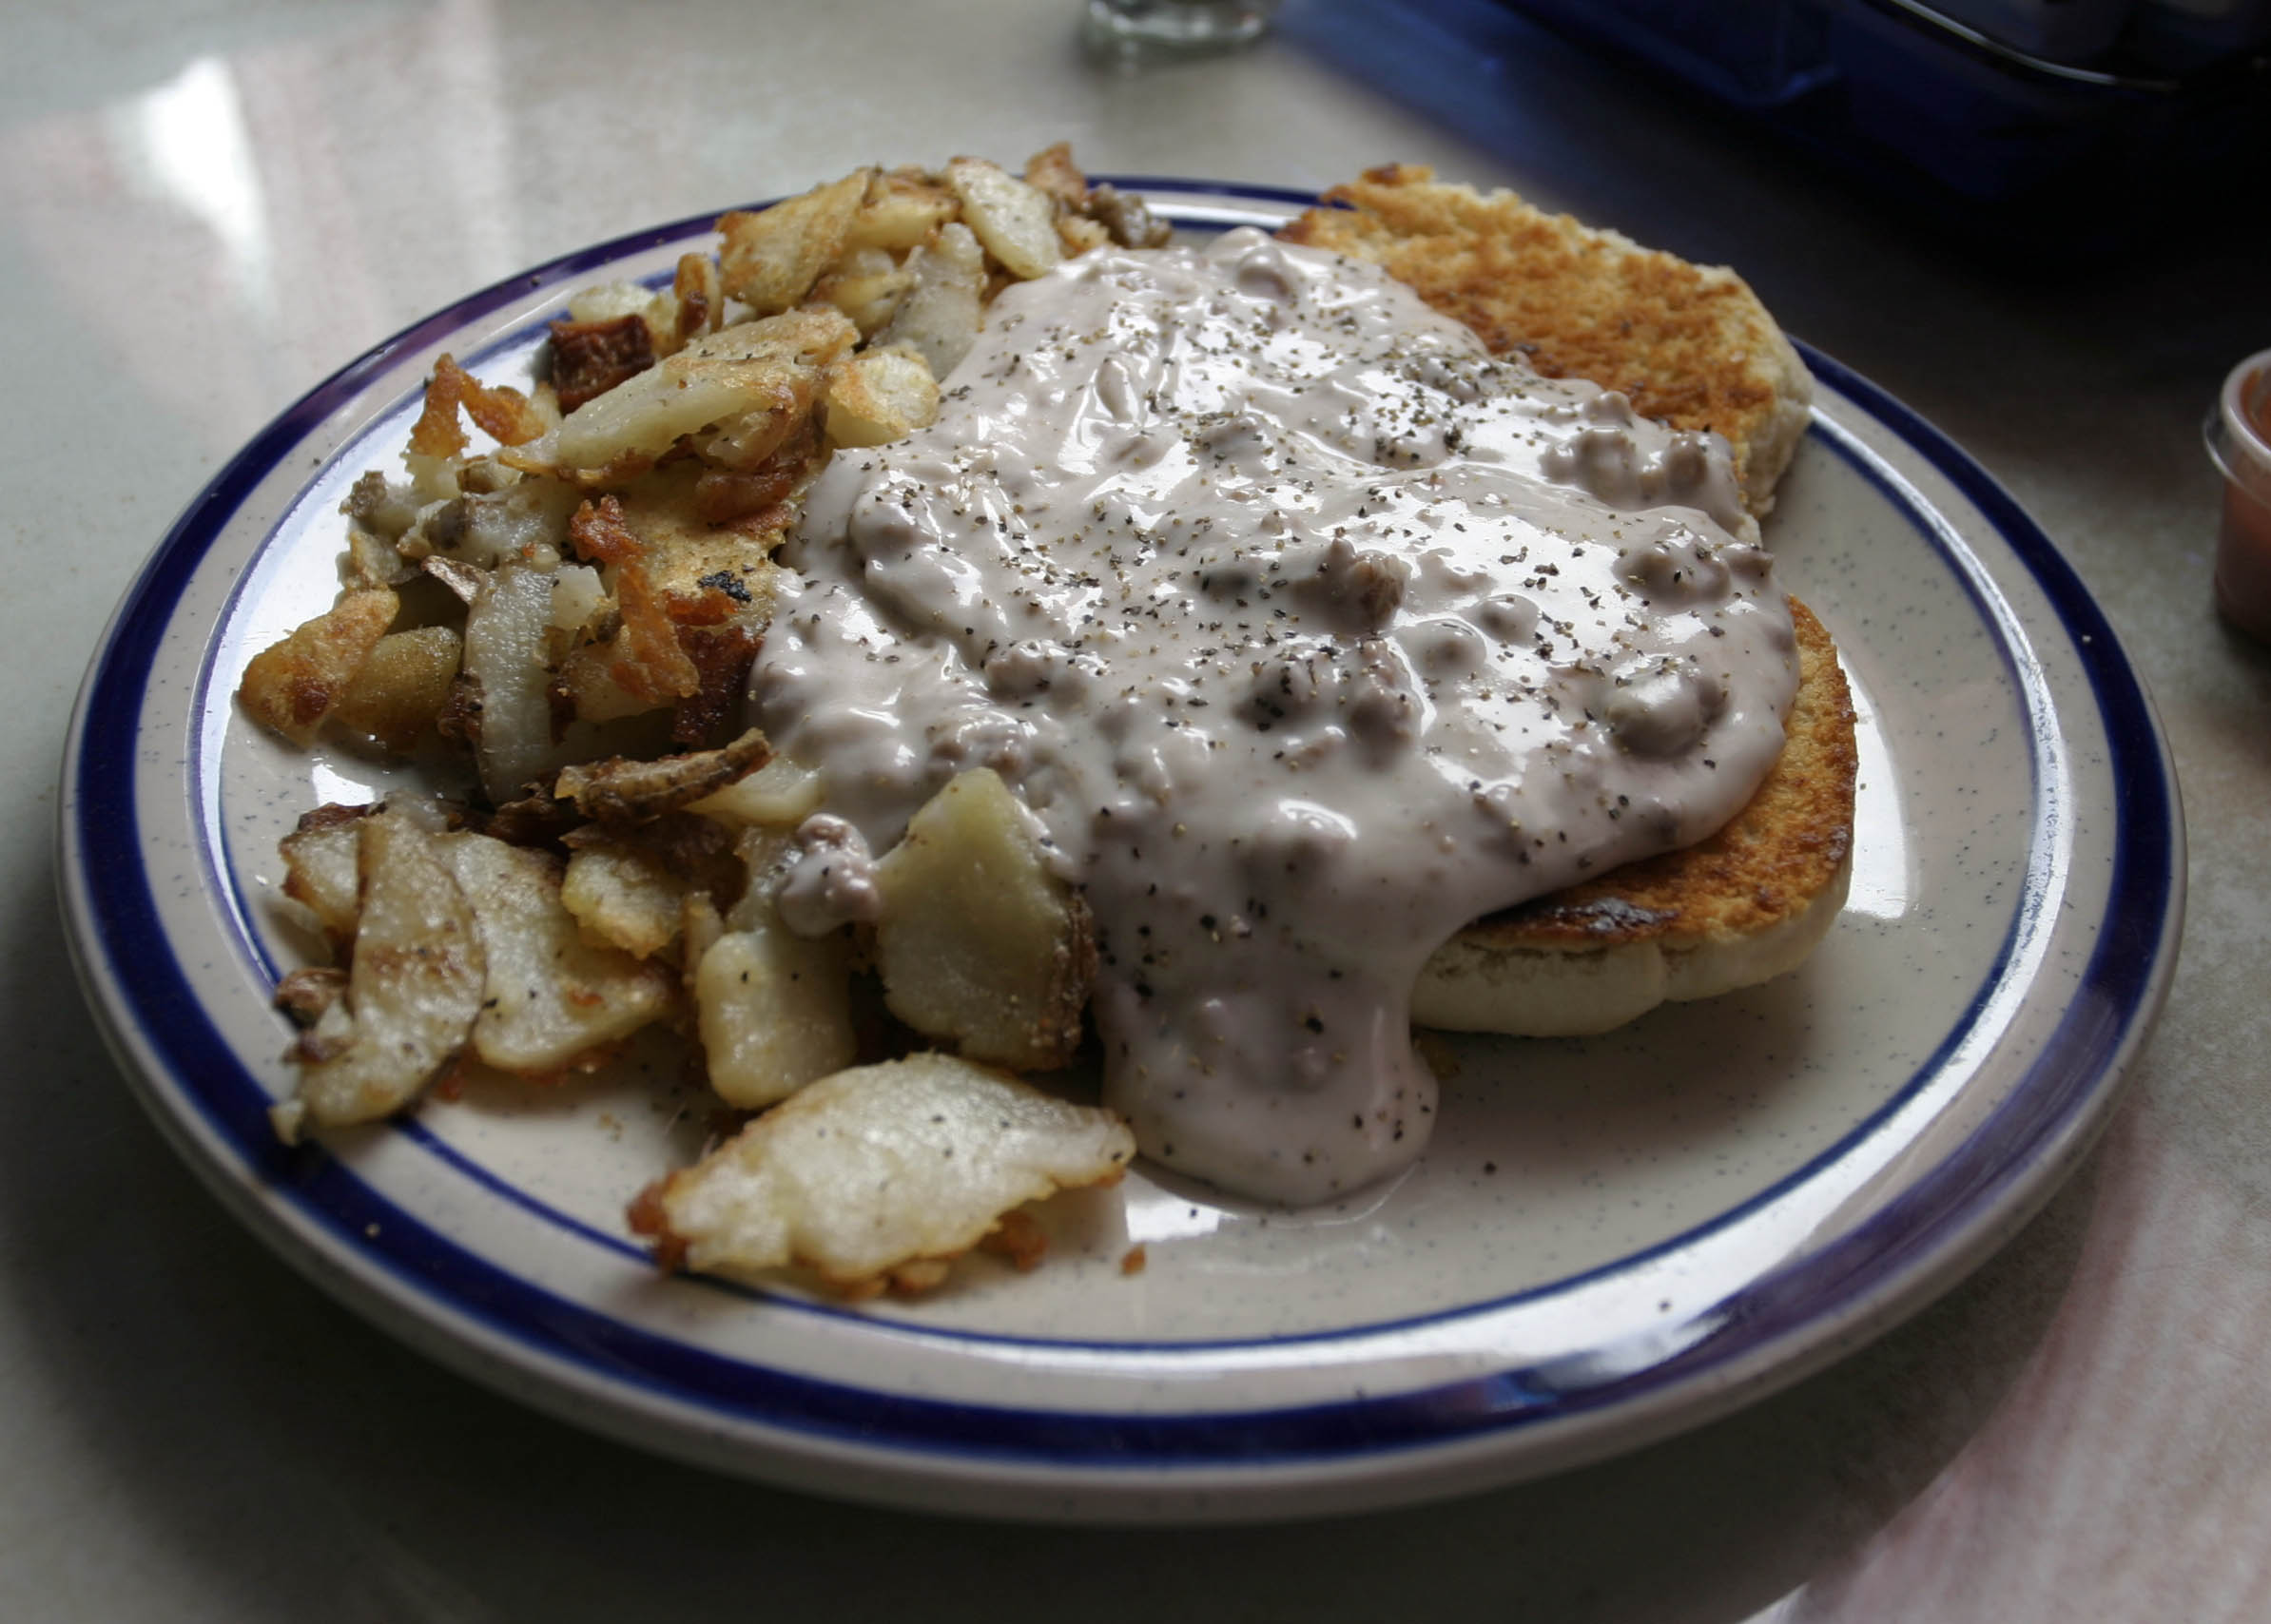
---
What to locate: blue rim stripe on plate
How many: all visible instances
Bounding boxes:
[62,184,2181,1473]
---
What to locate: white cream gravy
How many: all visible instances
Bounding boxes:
[753,229,1796,1205]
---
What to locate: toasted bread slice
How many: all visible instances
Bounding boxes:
[1283,164,1814,514]
[1414,599,1855,1036]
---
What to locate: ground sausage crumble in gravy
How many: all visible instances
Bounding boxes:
[756,228,1798,1206]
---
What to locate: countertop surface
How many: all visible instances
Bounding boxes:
[5,2,2266,1618]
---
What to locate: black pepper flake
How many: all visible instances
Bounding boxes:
[696,570,752,604]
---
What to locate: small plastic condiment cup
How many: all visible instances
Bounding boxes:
[2205,345,2271,643]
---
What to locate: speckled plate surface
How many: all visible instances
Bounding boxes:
[58,182,2183,1523]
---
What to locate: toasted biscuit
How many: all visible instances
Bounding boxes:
[1414,599,1855,1035]
[1283,164,1814,513]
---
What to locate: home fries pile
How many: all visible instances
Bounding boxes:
[240,146,1842,1299]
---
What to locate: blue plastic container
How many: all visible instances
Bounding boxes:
[1490,0,2270,249]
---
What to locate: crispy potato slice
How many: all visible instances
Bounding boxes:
[530,308,857,481]
[562,260,717,362]
[442,833,678,1075]
[1084,183,1174,249]
[1056,213,1113,257]
[874,222,986,379]
[558,814,736,959]
[238,587,398,745]
[687,755,825,827]
[342,524,413,590]
[633,1053,1135,1290]
[823,345,940,449]
[943,157,1062,281]
[684,824,854,1108]
[810,246,913,338]
[716,170,871,316]
[667,252,724,353]
[561,839,690,959]
[461,563,562,802]
[553,646,655,725]
[330,626,462,753]
[874,769,1093,1070]
[1021,141,1089,211]
[409,355,547,458]
[279,810,370,945]
[659,541,770,630]
[276,811,485,1138]
[843,167,959,254]
[693,911,857,1111]
[611,556,703,705]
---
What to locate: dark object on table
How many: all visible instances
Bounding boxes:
[1492,0,2270,254]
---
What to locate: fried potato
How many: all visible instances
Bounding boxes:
[1021,141,1088,212]
[823,345,940,449]
[686,755,825,827]
[566,280,661,325]
[843,167,960,254]
[560,838,691,959]
[534,308,858,481]
[278,808,371,945]
[410,355,549,459]
[275,810,485,1138]
[875,222,986,379]
[238,587,398,745]
[461,563,564,802]
[717,170,871,316]
[666,251,724,354]
[553,645,654,725]
[1083,183,1174,250]
[344,470,423,543]
[1056,213,1113,257]
[693,909,857,1111]
[874,769,1093,1071]
[442,833,678,1075]
[398,475,582,571]
[330,626,462,753]
[631,1053,1135,1292]
[810,246,913,338]
[944,157,1062,281]
[549,314,655,412]
[558,814,737,959]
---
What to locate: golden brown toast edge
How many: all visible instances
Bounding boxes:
[1413,598,1856,1034]
[1281,164,1815,514]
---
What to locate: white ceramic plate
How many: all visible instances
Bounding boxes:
[60,182,2184,1523]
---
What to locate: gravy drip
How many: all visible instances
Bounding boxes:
[754,230,1797,1205]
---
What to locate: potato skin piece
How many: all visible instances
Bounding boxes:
[550,314,655,411]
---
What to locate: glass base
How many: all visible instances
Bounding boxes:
[1086,0,1278,49]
